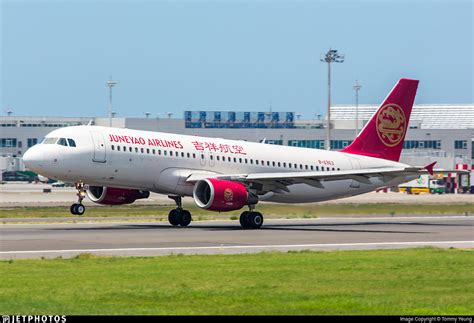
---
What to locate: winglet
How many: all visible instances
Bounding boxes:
[425,162,437,176]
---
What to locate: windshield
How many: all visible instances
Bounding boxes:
[42,137,58,144]
[41,137,77,147]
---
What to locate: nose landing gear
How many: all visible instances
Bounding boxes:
[168,195,192,227]
[70,183,87,216]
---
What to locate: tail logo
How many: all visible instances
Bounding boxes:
[376,104,406,147]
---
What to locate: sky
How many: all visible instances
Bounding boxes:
[1,0,473,119]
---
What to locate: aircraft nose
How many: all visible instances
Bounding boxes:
[23,146,45,171]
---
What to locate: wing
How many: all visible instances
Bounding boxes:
[186,165,433,194]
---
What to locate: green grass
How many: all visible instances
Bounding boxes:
[1,248,473,315]
[1,203,473,220]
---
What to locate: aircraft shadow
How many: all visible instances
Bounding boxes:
[40,220,462,234]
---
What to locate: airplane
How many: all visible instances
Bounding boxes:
[23,78,435,229]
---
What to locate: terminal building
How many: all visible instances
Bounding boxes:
[1,104,473,191]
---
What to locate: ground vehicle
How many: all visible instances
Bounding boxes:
[51,181,74,187]
[399,175,445,194]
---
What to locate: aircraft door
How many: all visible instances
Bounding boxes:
[349,157,361,170]
[90,131,106,163]
[349,157,361,188]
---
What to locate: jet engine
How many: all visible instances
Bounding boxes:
[86,186,150,205]
[193,178,258,212]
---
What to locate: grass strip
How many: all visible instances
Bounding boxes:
[1,248,473,315]
[1,203,473,220]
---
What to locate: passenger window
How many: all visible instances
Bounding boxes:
[300,164,303,169]
[305,165,308,170]
[152,149,156,154]
[141,148,144,153]
[310,166,314,171]
[256,160,259,165]
[245,159,248,164]
[217,156,220,161]
[181,152,185,158]
[193,153,196,158]
[289,163,292,169]
[272,161,275,167]
[169,150,172,156]
[123,146,126,151]
[67,139,76,147]
[164,151,167,156]
[250,159,253,164]
[278,162,281,167]
[239,158,242,163]
[187,153,190,158]
[117,146,121,151]
[111,145,115,151]
[146,148,150,154]
[316,166,319,171]
[158,150,161,155]
[135,147,138,153]
[58,138,68,146]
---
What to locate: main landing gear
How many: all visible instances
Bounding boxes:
[168,195,192,227]
[70,183,86,216]
[239,206,263,229]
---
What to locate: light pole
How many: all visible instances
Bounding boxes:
[353,80,362,137]
[320,49,344,150]
[107,78,117,127]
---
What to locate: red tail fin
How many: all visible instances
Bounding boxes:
[341,78,419,162]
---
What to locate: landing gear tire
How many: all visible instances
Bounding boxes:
[168,209,192,227]
[168,209,180,226]
[240,211,263,229]
[179,210,192,227]
[70,203,85,216]
[239,211,250,227]
[167,195,192,227]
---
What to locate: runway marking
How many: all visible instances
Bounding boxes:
[1,241,473,255]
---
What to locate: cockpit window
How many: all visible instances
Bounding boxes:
[57,138,68,146]
[67,139,76,147]
[42,137,58,144]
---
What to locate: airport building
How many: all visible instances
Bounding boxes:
[1,104,473,190]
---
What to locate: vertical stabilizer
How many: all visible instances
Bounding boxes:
[341,78,419,162]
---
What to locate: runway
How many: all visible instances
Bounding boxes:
[1,216,473,259]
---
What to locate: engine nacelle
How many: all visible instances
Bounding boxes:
[86,186,150,205]
[193,178,257,212]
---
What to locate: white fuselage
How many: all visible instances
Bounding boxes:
[23,126,417,203]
